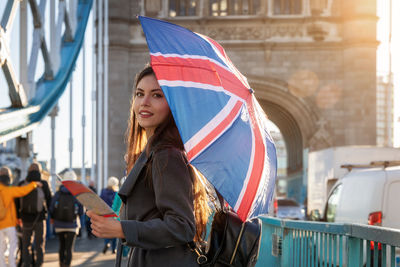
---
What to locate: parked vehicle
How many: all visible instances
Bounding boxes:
[323,165,400,229]
[311,165,400,266]
[276,198,305,220]
[307,146,400,217]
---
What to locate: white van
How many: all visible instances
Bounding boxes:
[317,166,400,266]
[324,165,400,229]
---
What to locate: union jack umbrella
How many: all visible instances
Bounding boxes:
[139,16,277,221]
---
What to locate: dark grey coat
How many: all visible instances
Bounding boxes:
[118,147,199,267]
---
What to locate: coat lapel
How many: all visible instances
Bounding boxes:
[118,151,151,203]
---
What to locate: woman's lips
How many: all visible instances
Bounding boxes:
[139,111,153,118]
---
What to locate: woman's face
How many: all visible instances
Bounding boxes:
[134,74,170,137]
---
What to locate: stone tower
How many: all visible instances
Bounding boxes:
[105,0,377,192]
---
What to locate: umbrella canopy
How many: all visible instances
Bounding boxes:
[139,16,277,221]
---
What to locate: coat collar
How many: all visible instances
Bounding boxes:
[118,150,152,203]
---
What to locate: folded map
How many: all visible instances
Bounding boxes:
[57,175,117,217]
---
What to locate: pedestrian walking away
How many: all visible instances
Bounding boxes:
[0,166,42,267]
[16,163,52,267]
[99,177,119,254]
[85,180,97,239]
[87,65,211,267]
[49,169,83,267]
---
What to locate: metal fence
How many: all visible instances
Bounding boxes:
[256,217,400,267]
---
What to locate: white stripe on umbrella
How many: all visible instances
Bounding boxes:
[150,52,231,73]
[184,98,243,161]
[158,79,229,94]
[234,104,256,213]
[246,95,272,217]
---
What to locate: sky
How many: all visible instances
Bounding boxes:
[0,0,399,174]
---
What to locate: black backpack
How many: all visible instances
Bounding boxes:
[190,194,262,267]
[52,191,78,222]
[19,184,45,214]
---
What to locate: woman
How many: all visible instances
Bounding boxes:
[0,166,42,267]
[49,170,83,267]
[87,65,210,266]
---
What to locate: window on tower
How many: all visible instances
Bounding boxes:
[209,0,261,16]
[273,0,302,15]
[168,0,198,17]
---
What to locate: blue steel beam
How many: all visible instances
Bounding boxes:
[0,0,93,143]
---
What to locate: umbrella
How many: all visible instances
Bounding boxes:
[139,16,277,221]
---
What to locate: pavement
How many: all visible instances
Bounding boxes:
[43,235,128,267]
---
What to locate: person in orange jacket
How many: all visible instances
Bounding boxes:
[0,166,42,267]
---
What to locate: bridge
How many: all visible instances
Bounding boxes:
[0,0,95,190]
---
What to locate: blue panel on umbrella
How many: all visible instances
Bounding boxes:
[192,109,252,206]
[249,137,277,217]
[161,85,231,144]
[139,17,228,69]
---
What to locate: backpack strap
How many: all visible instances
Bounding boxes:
[215,190,225,211]
[115,239,123,267]
[186,182,223,266]
[188,241,208,265]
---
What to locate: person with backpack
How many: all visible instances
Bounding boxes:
[49,170,83,267]
[87,66,211,266]
[16,163,52,267]
[0,166,42,267]
[99,176,119,254]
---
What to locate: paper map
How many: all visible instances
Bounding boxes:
[57,175,117,217]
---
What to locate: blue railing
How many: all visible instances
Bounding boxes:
[257,217,400,267]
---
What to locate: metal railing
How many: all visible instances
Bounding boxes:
[257,217,400,267]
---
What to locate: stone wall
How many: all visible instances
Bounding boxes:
[105,0,377,178]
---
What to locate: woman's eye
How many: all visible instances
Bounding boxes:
[153,93,163,98]
[135,92,144,97]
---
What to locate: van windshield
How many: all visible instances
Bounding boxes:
[326,184,343,222]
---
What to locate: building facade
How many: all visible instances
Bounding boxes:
[104,0,378,181]
[376,75,394,147]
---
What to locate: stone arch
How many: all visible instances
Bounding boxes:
[248,75,320,174]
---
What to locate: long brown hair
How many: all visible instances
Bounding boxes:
[124,65,211,242]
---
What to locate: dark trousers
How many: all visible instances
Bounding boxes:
[22,220,46,267]
[104,238,117,251]
[85,215,94,238]
[57,232,76,267]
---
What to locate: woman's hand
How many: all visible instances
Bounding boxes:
[86,210,125,239]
